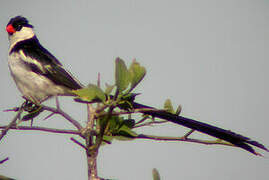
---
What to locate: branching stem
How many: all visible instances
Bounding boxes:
[42,105,82,130]
[0,107,23,141]
[0,125,80,135]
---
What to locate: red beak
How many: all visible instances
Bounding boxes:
[6,24,15,34]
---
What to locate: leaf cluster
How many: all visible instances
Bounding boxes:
[72,58,149,144]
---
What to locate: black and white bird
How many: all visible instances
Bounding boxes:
[6,16,268,155]
[6,16,83,105]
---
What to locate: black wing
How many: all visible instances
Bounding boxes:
[11,36,83,90]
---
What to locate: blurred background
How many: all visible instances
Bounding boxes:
[0,1,268,179]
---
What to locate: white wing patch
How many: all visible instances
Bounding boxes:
[19,49,46,73]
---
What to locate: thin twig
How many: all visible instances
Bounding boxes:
[0,125,80,135]
[56,96,60,110]
[136,134,234,147]
[97,108,163,119]
[3,107,20,112]
[43,112,55,121]
[0,108,23,141]
[183,129,195,139]
[135,116,150,125]
[134,120,168,128]
[0,157,9,164]
[71,137,87,150]
[97,73,101,88]
[42,105,82,130]
[30,118,34,127]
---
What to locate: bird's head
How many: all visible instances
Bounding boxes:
[6,16,35,46]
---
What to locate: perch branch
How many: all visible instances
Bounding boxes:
[0,108,23,141]
[0,125,80,135]
[136,134,234,147]
[42,105,82,130]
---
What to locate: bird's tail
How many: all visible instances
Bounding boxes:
[132,102,268,155]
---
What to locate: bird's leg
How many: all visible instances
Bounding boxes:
[19,100,43,126]
[22,100,42,114]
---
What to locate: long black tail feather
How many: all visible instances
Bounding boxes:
[132,102,268,155]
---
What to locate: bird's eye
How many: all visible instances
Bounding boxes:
[16,24,23,31]
[13,24,23,31]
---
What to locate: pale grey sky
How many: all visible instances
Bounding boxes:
[0,1,268,180]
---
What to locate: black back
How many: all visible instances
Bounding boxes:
[10,36,82,90]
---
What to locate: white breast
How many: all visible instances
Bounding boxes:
[8,52,69,104]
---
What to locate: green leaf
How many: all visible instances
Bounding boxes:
[152,168,161,180]
[72,84,106,102]
[115,57,130,93]
[117,123,138,138]
[114,134,135,141]
[114,125,137,140]
[99,115,121,134]
[107,116,120,131]
[102,135,114,144]
[164,99,175,114]
[107,117,137,140]
[128,59,146,91]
